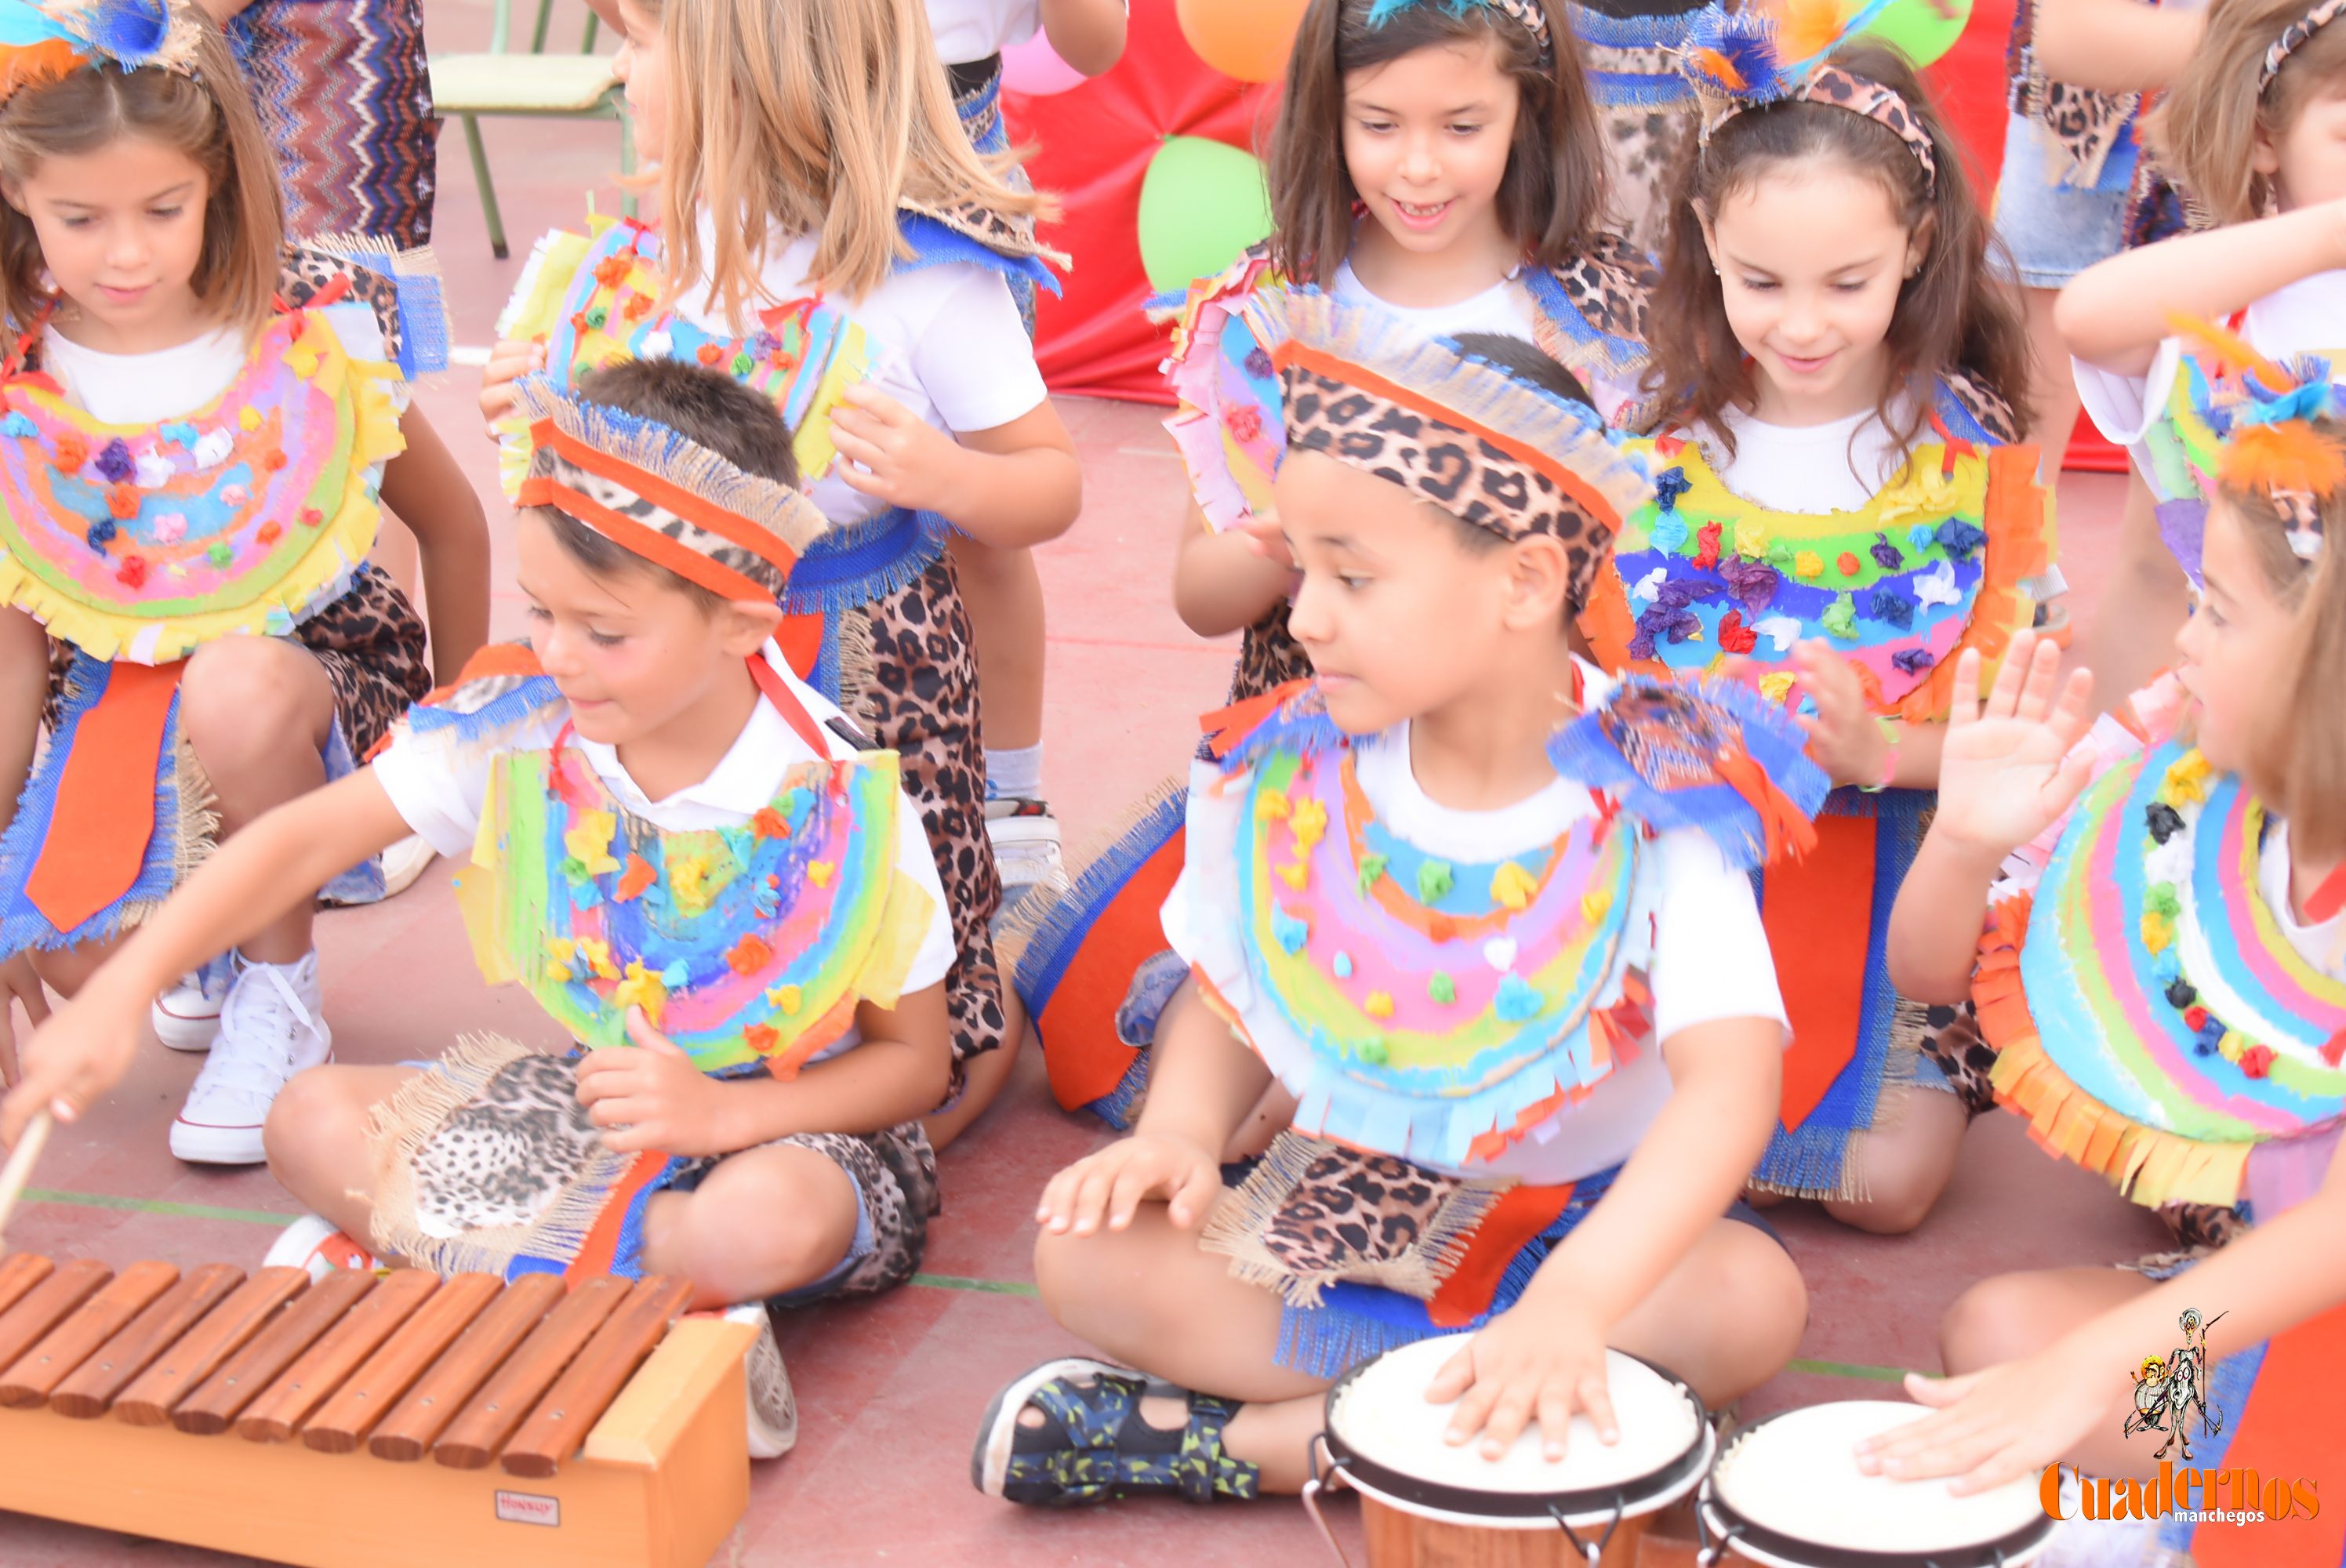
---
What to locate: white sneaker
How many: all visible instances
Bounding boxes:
[727,1302,797,1459]
[984,797,1064,895]
[151,973,224,1053]
[263,1212,386,1281]
[379,833,438,898]
[170,952,332,1165]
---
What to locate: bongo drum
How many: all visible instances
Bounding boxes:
[1303,1334,1714,1566]
[1697,1402,2054,1567]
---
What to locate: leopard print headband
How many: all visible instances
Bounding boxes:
[1363,0,1554,64]
[2263,0,2346,90]
[1678,7,1939,188]
[1244,289,1654,607]
[512,376,828,604]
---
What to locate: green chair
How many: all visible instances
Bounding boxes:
[429,0,634,259]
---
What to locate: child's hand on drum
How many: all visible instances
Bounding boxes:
[574,1009,741,1157]
[1425,1298,1616,1462]
[1034,1133,1222,1236]
[1933,634,2097,862]
[1855,1357,2112,1494]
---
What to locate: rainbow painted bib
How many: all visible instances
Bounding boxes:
[1229,737,1641,1168]
[495,217,868,499]
[1983,739,2346,1208]
[458,740,934,1076]
[0,310,401,662]
[1582,430,2047,721]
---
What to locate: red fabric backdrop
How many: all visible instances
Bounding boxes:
[1007,0,2123,468]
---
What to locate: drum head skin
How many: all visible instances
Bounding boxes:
[1323,1336,1710,1526]
[1705,1402,2054,1567]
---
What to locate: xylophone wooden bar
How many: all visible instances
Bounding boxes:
[0,1259,180,1406]
[0,1250,55,1315]
[235,1267,441,1443]
[304,1269,501,1454]
[436,1272,630,1470]
[0,1254,754,1568]
[116,1265,309,1425]
[174,1267,377,1435]
[371,1270,565,1461]
[503,1276,696,1479]
[53,1263,246,1419]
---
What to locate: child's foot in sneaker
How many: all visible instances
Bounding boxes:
[986,797,1064,908]
[151,972,224,1052]
[263,1213,386,1280]
[379,833,438,898]
[724,1302,796,1458]
[170,950,332,1165]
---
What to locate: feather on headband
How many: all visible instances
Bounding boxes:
[1675,0,1937,187]
[0,0,199,104]
[2170,314,2340,564]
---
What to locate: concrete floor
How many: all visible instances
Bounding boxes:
[2,3,2176,1560]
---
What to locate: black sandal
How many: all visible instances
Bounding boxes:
[971,1357,1260,1506]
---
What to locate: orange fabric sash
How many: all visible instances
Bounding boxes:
[25,660,184,935]
[2193,1303,2346,1567]
[1761,812,1876,1131]
[1426,1181,1579,1327]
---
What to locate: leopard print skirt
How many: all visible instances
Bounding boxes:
[857,551,1008,1097]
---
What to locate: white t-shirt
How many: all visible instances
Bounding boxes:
[2074,270,2346,458]
[1159,662,1789,1183]
[927,0,1040,64]
[1694,404,1913,513]
[2259,819,2343,977]
[42,299,394,424]
[676,217,1047,528]
[372,641,959,1053]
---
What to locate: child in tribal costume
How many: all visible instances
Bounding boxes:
[480,0,1082,1136]
[0,0,480,1163]
[1867,361,2346,1568]
[3,363,961,1464]
[1585,14,2052,1230]
[973,289,1823,1508]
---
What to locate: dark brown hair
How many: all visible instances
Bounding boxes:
[2213,419,2346,858]
[536,358,798,608]
[2147,0,2346,225]
[0,16,283,356]
[1644,41,2032,459]
[1267,0,1607,285]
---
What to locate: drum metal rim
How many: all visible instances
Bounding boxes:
[1320,1350,1713,1524]
[1697,1409,2056,1568]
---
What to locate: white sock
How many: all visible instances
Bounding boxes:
[234,948,321,1000]
[986,742,1044,802]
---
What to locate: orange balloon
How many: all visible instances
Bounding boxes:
[1175,0,1311,82]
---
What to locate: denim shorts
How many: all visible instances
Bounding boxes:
[1991,111,2130,289]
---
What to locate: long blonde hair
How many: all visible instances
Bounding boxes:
[0,13,282,354]
[654,0,1051,323]
[2148,0,2346,225]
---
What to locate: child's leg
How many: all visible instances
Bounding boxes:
[263,1063,424,1241]
[1940,1265,2160,1478]
[178,637,336,962]
[948,535,1047,768]
[2083,474,2190,714]
[1821,1085,1974,1236]
[1606,1214,1808,1409]
[637,1144,866,1310]
[0,609,45,831]
[2020,287,2083,479]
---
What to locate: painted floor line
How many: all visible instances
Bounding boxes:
[19,1187,1914,1383]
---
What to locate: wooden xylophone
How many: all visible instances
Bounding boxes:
[0,1253,754,1568]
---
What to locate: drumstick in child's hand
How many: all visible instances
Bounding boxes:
[0,1108,53,1250]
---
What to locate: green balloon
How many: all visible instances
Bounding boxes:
[1860,0,1970,68]
[1138,136,1273,296]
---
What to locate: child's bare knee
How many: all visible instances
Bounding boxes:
[181,641,319,770]
[1940,1274,2054,1374]
[263,1068,358,1181]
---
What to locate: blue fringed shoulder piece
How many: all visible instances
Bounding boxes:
[394,643,565,760]
[1200,680,1351,774]
[289,234,453,379]
[897,211,1065,299]
[1548,674,1829,871]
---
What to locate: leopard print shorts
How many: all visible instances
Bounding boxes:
[857,552,1008,1095]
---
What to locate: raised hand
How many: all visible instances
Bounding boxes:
[1933,633,2097,861]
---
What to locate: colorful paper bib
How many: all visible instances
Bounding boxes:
[0,310,401,662]
[458,741,932,1076]
[1981,739,2346,1208]
[1582,430,2047,720]
[495,217,868,499]
[1229,739,1641,1167]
